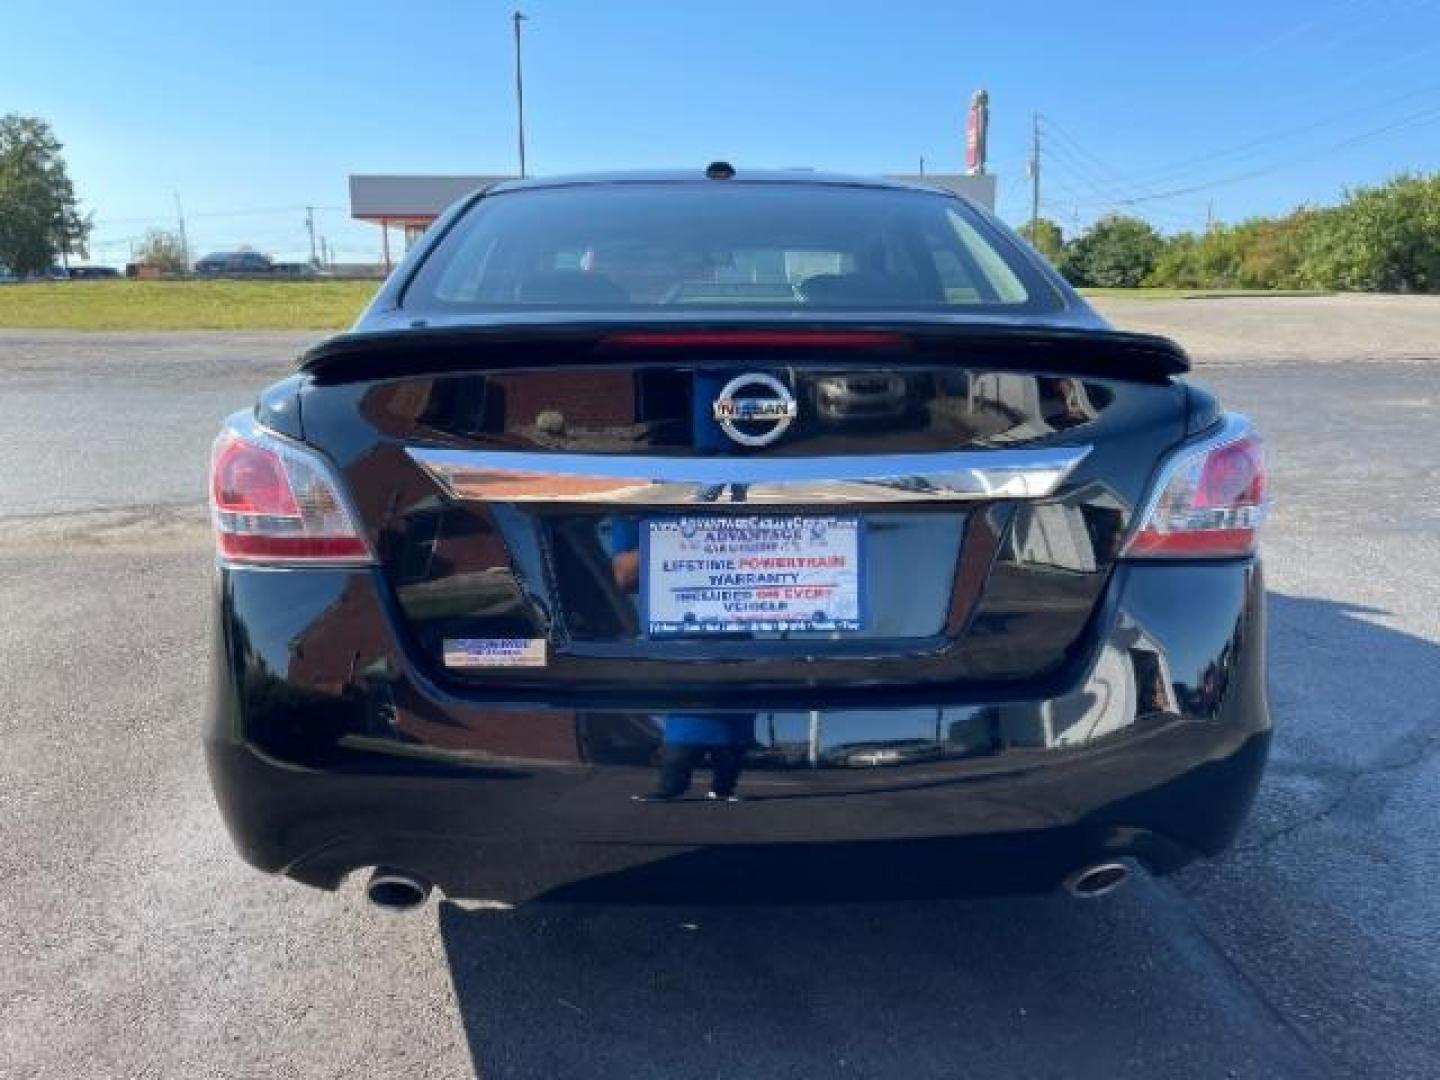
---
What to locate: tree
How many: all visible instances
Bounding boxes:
[1302,174,1440,293]
[134,228,189,274]
[1047,172,1438,294]
[1017,217,1066,264]
[1145,231,1204,289]
[1232,211,1319,290]
[1146,224,1248,289]
[0,115,90,275]
[1063,214,1165,288]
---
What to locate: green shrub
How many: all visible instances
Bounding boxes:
[1057,173,1440,293]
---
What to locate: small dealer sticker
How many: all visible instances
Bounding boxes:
[443,638,548,669]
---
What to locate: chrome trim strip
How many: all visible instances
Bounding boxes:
[406,446,1091,505]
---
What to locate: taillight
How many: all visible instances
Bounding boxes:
[1122,416,1267,559]
[209,417,371,564]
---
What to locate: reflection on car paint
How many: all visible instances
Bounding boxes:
[359,367,1115,453]
[237,565,1246,781]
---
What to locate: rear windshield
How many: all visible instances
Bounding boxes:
[404,183,1060,314]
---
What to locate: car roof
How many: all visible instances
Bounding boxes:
[486,168,967,200]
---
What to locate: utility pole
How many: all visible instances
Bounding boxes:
[174,193,191,274]
[513,10,528,178]
[1028,113,1041,240]
[305,206,317,266]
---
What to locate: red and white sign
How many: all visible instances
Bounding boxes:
[965,90,989,175]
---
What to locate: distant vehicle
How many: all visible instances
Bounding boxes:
[0,265,67,281]
[205,168,1271,911]
[66,266,121,280]
[270,262,317,278]
[195,251,274,275]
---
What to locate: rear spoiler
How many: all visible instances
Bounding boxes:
[299,322,1191,384]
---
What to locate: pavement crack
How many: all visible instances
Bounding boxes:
[1234,729,1440,859]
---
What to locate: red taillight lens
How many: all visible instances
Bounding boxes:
[210,424,371,564]
[213,438,300,517]
[1122,419,1267,559]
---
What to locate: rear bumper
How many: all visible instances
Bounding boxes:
[205,561,1270,902]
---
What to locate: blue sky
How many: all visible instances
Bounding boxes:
[6,0,1440,264]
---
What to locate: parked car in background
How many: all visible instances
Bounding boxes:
[66,265,121,280]
[195,250,274,275]
[206,168,1271,912]
[271,262,317,278]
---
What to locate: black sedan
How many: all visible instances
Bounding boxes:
[205,168,1269,910]
[195,250,274,276]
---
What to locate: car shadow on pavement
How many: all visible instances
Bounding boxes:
[1167,590,1440,1080]
[433,589,1433,1080]
[437,878,1324,1080]
[1241,589,1440,866]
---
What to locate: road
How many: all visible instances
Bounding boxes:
[2,301,1438,1079]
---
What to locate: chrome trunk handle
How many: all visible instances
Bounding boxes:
[406,446,1090,505]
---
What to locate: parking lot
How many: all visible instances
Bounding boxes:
[2,295,1438,1079]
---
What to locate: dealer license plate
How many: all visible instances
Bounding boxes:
[642,515,864,636]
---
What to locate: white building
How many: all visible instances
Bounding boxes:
[349,172,998,270]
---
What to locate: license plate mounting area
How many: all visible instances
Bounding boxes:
[642,515,864,637]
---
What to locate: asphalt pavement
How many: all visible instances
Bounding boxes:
[2,301,1437,1079]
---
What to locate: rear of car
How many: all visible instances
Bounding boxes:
[205,173,1269,904]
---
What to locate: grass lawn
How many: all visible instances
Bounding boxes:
[0,279,379,331]
[0,279,1336,332]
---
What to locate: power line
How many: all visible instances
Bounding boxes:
[1212,0,1389,73]
[90,204,349,227]
[1115,100,1440,206]
[1034,137,1202,228]
[1031,86,1440,221]
[1040,174,1200,229]
[1040,121,1127,186]
[1028,116,1204,233]
[1040,140,1122,199]
[1079,0,1397,139]
[1003,120,1185,230]
[1044,77,1440,198]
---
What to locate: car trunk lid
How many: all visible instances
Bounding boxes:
[295,325,1190,707]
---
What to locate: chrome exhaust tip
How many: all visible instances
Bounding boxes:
[1062,861,1132,900]
[365,868,432,913]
